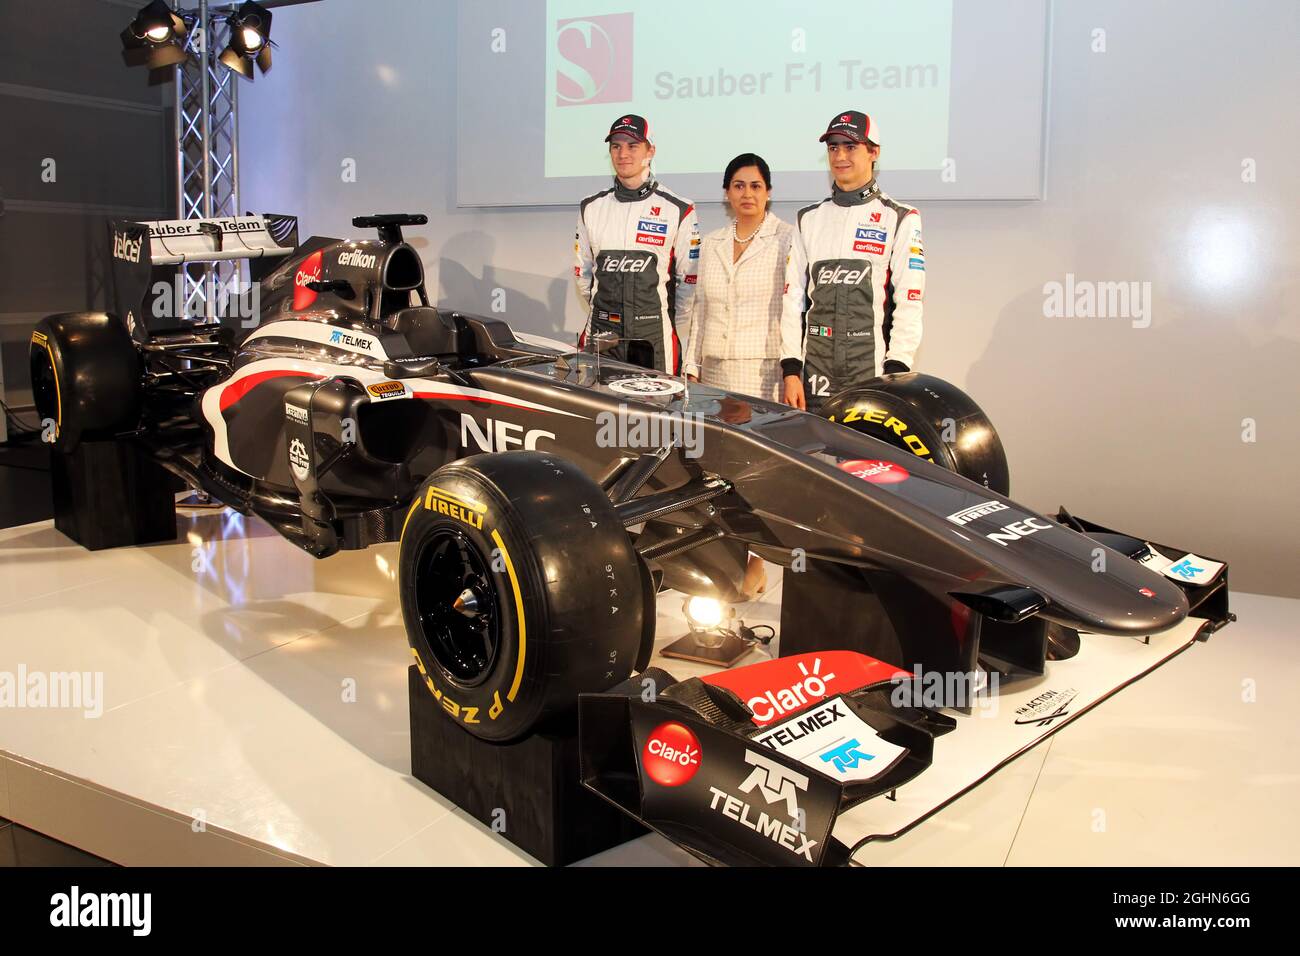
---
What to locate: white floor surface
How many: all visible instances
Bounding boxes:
[0,509,1294,866]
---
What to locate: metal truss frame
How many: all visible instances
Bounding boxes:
[175,0,241,320]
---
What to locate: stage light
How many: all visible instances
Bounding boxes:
[120,0,190,71]
[684,595,725,631]
[218,2,274,80]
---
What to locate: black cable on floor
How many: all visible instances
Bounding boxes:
[1,399,41,436]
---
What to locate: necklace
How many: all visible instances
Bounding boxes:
[731,214,766,244]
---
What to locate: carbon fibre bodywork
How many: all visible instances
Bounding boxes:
[85,214,1231,685]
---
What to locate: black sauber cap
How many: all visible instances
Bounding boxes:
[605,114,650,143]
[819,110,880,146]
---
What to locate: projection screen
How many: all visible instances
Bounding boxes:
[457,0,1049,206]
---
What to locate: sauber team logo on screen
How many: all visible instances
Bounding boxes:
[643,721,701,786]
[554,13,633,106]
[292,250,323,311]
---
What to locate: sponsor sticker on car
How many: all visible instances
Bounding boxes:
[643,722,702,787]
[329,328,373,351]
[606,375,685,396]
[701,652,905,726]
[985,516,1054,547]
[338,249,377,269]
[112,232,143,263]
[752,698,908,784]
[292,250,323,310]
[1142,549,1224,586]
[707,750,819,862]
[1013,688,1077,728]
[838,459,910,484]
[367,381,406,399]
[288,437,310,481]
[946,500,1009,527]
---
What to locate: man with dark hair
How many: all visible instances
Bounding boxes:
[574,114,701,374]
[780,110,925,410]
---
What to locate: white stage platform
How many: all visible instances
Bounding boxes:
[0,508,1295,866]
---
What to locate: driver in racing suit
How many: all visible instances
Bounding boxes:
[780,110,924,411]
[574,114,701,374]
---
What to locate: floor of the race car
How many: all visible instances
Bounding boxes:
[0,508,1293,866]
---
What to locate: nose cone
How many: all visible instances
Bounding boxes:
[1049,567,1190,637]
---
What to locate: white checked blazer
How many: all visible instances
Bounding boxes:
[684,215,795,376]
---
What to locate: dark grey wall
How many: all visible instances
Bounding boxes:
[0,0,172,405]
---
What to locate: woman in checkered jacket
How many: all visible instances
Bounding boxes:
[684,154,794,597]
[683,154,795,404]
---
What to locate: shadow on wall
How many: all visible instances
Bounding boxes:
[433,230,572,342]
[965,278,1299,598]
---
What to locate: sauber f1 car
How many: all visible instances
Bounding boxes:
[30,213,1233,864]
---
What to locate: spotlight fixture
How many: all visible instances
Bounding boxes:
[660,594,774,666]
[684,596,726,633]
[218,2,274,80]
[120,0,190,71]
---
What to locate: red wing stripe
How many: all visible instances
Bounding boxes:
[411,392,542,412]
[219,370,320,412]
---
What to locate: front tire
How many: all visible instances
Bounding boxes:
[821,372,1010,494]
[399,451,650,742]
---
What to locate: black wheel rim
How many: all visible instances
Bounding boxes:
[413,528,501,686]
[29,347,59,432]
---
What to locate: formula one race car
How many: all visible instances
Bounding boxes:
[30,212,1232,772]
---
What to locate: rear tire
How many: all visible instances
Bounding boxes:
[399,451,650,742]
[821,372,1010,494]
[30,313,141,451]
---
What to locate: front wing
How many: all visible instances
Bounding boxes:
[579,524,1232,866]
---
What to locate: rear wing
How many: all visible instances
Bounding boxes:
[108,214,299,340]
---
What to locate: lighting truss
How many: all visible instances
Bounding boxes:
[175,1,240,321]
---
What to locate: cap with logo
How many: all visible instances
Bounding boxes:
[819,110,880,147]
[605,114,650,143]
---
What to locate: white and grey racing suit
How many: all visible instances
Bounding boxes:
[575,178,701,374]
[780,179,925,410]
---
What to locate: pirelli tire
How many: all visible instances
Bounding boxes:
[398,451,650,742]
[821,372,1010,495]
[29,313,142,452]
